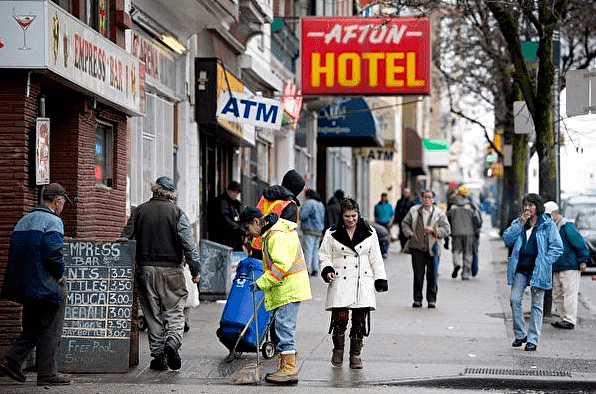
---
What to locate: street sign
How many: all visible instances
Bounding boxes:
[514,101,534,135]
[566,69,596,117]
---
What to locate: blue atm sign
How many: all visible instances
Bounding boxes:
[217,92,283,130]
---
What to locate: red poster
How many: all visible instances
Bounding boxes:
[301,17,430,95]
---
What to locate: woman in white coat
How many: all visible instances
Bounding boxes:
[319,197,388,369]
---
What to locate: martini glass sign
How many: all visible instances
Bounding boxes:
[13,8,36,50]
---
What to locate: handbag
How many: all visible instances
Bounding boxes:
[184,263,200,308]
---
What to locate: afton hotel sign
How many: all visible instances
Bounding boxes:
[301,17,430,95]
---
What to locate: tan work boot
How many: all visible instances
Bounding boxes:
[265,351,298,384]
[331,334,345,366]
[349,338,363,369]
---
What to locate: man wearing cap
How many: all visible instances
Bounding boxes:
[239,206,311,384]
[0,183,72,386]
[545,201,589,329]
[208,181,243,250]
[447,186,481,280]
[122,176,201,371]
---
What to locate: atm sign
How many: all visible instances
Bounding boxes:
[301,17,430,95]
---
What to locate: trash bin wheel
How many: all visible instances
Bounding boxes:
[262,341,275,359]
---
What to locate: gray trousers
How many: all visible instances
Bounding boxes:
[138,266,188,357]
[5,285,67,377]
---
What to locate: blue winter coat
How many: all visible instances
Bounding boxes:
[503,213,563,290]
[552,218,590,271]
[1,205,65,305]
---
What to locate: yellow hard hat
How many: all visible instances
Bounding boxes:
[457,185,469,196]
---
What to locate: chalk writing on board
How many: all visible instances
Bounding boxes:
[59,241,135,372]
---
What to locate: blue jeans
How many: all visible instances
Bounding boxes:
[471,237,479,276]
[273,302,301,353]
[302,234,321,274]
[510,272,545,345]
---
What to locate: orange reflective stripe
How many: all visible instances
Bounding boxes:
[258,197,292,217]
[262,230,306,279]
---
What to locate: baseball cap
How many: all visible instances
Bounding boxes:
[238,207,263,225]
[155,176,176,191]
[43,183,72,203]
[544,201,559,215]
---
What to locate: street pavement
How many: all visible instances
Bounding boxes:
[3,214,596,393]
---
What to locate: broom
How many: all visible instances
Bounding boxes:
[231,269,263,384]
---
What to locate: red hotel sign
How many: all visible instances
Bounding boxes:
[301,17,430,95]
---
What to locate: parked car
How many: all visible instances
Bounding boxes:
[561,195,596,224]
[575,209,596,267]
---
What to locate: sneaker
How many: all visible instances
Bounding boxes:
[451,266,460,279]
[0,358,26,383]
[412,301,422,308]
[149,353,168,371]
[164,339,182,370]
[551,320,575,329]
[525,342,537,351]
[512,337,527,347]
[428,302,436,308]
[37,373,71,386]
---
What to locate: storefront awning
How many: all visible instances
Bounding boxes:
[317,97,382,147]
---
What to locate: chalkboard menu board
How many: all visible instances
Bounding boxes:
[58,240,135,373]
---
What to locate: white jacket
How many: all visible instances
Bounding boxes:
[319,220,387,310]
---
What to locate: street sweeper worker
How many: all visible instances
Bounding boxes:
[239,206,311,385]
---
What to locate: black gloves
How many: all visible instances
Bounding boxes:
[375,279,388,292]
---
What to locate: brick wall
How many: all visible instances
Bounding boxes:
[0,71,130,348]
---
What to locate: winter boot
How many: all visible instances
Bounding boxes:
[265,351,298,384]
[349,338,363,369]
[331,334,345,366]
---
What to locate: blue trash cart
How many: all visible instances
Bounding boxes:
[216,257,276,361]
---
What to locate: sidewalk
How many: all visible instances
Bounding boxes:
[2,217,596,392]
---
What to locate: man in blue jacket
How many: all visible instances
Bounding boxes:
[0,183,72,386]
[545,201,590,329]
[374,193,394,258]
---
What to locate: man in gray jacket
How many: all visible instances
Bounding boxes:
[122,176,201,371]
[447,186,481,280]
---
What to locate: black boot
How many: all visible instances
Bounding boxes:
[349,338,363,369]
[331,334,345,366]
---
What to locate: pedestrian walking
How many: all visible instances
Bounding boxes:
[319,197,388,369]
[208,180,244,250]
[121,176,201,371]
[544,201,589,329]
[469,194,483,276]
[239,207,312,384]
[391,188,415,252]
[502,193,563,351]
[374,193,394,258]
[325,189,344,230]
[0,183,72,386]
[401,190,450,308]
[300,189,325,276]
[447,185,482,280]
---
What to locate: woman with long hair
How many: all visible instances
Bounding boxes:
[319,197,388,369]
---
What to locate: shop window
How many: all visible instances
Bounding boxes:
[95,122,114,187]
[85,0,108,37]
[128,93,174,207]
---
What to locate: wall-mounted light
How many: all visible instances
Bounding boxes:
[160,35,186,54]
[131,6,186,55]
